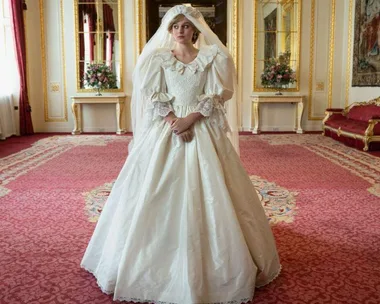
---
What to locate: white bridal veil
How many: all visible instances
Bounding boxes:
[130,4,240,154]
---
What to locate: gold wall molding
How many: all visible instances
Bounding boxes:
[74,0,124,92]
[307,0,316,120]
[345,0,353,107]
[253,0,302,92]
[231,0,239,68]
[60,0,68,121]
[135,0,145,57]
[308,0,336,120]
[39,0,68,122]
[316,81,324,91]
[24,8,30,118]
[39,0,48,121]
[327,0,336,108]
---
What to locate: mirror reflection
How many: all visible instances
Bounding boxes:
[254,0,300,91]
[76,0,121,90]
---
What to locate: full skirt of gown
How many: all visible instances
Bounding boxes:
[81,104,281,304]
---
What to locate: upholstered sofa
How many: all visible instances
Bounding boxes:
[322,97,380,151]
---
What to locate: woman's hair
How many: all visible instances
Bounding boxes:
[167,14,200,43]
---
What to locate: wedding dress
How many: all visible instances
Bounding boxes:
[81,44,281,304]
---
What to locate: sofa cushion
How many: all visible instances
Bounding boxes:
[325,116,349,129]
[347,105,380,122]
[374,122,380,135]
[325,118,380,135]
[340,120,370,135]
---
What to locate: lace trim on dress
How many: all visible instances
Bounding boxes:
[145,92,174,121]
[192,95,231,133]
[156,45,220,75]
[255,264,282,288]
[195,94,225,116]
[82,264,252,304]
[81,263,281,304]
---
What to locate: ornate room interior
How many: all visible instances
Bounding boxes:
[0,0,379,136]
[1,2,380,304]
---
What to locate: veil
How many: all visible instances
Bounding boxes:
[130,5,240,154]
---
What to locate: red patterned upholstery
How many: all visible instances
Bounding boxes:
[347,105,380,122]
[322,99,380,151]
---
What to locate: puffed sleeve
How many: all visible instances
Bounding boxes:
[140,52,174,120]
[194,51,234,117]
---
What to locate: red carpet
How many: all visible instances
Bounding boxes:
[1,134,380,304]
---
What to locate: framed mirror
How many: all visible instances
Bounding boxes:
[144,1,228,45]
[253,0,301,92]
[74,0,123,92]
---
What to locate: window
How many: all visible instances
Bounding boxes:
[0,0,18,96]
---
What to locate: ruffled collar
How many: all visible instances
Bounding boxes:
[157,45,219,74]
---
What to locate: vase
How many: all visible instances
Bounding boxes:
[275,87,283,96]
[273,83,288,95]
[95,87,102,96]
[273,83,282,95]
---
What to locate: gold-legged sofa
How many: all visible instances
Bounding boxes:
[322,97,380,151]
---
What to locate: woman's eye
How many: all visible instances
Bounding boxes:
[174,25,178,29]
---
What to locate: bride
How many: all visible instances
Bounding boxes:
[81,5,281,304]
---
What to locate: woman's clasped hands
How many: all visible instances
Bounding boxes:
[164,113,197,143]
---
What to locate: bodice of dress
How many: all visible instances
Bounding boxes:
[140,44,235,132]
[163,60,207,107]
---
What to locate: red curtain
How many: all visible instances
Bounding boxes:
[79,1,97,82]
[103,4,115,64]
[10,0,34,135]
[80,1,97,61]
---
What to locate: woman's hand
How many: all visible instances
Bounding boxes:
[170,116,194,135]
[171,112,204,134]
[164,112,177,126]
[178,129,194,143]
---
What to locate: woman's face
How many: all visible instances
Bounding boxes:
[171,16,195,44]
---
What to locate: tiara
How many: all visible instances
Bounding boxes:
[177,5,201,19]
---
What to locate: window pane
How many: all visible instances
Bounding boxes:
[3,0,10,18]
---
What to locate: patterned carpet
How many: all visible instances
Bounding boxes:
[1,134,379,303]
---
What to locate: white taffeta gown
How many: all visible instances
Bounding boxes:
[81,45,281,304]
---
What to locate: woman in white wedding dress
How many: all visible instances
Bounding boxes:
[81,5,281,304]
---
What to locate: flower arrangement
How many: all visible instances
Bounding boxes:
[260,51,296,92]
[83,62,117,95]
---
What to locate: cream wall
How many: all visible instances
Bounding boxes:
[23,0,380,134]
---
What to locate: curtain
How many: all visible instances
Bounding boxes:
[0,96,16,140]
[103,3,115,66]
[10,0,33,135]
[79,1,97,84]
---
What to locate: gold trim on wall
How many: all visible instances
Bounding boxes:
[39,0,67,122]
[232,0,239,67]
[23,8,30,122]
[327,0,336,108]
[74,0,124,93]
[345,0,353,107]
[307,0,316,120]
[308,0,336,121]
[135,0,145,57]
[60,0,68,121]
[253,0,302,92]
[39,0,48,121]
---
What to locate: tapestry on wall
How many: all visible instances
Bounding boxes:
[352,0,380,86]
